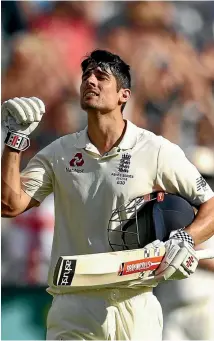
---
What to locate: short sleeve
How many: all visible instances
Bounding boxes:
[156,139,214,206]
[21,146,54,203]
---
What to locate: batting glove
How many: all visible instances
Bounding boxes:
[1,97,45,151]
[128,240,166,288]
[154,229,199,281]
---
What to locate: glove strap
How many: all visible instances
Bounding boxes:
[170,228,195,247]
[4,130,30,151]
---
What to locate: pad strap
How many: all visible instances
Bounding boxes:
[4,130,30,151]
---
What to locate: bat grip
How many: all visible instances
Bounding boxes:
[141,249,214,284]
[196,249,214,260]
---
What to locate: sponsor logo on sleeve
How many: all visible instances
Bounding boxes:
[196,176,208,192]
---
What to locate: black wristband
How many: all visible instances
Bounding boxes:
[4,130,30,151]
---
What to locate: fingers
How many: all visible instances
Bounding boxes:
[1,102,11,122]
[155,244,198,281]
[155,243,181,275]
[156,265,177,281]
[144,240,163,249]
[1,97,45,124]
[12,98,34,123]
[20,97,44,122]
[31,97,45,114]
[2,99,26,124]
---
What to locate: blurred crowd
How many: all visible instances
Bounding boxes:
[1,1,214,339]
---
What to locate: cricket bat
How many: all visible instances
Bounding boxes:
[53,245,214,288]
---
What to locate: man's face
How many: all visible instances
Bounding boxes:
[80,65,128,113]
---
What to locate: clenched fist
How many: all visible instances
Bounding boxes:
[1,97,45,136]
[1,97,45,151]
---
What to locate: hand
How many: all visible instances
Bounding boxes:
[1,97,45,136]
[154,238,199,281]
[128,240,166,288]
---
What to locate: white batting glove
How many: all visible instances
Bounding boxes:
[128,240,166,288]
[1,97,45,135]
[1,97,45,151]
[154,231,199,281]
[144,239,164,250]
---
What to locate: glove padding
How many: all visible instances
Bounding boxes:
[127,240,166,288]
[135,238,199,287]
[1,97,45,135]
[154,239,199,281]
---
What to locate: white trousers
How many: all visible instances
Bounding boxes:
[46,287,163,340]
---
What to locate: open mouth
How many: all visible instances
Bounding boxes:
[84,91,99,98]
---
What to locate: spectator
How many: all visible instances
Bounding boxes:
[1,195,54,285]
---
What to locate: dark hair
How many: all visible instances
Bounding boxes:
[81,49,131,112]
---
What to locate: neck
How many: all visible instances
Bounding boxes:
[87,111,126,155]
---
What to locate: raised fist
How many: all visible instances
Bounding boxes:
[1,97,45,136]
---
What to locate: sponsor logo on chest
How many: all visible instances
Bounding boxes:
[65,152,136,182]
[111,153,134,185]
[66,153,85,173]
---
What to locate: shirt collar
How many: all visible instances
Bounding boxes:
[74,126,92,150]
[74,120,139,152]
[118,120,139,150]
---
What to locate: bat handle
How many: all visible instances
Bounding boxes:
[140,249,214,284]
[196,249,214,260]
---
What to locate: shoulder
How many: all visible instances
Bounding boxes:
[133,124,184,157]
[53,131,83,149]
[155,136,188,167]
[158,136,185,156]
[134,125,165,150]
[35,130,83,159]
[139,126,182,152]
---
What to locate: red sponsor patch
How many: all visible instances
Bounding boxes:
[157,192,165,202]
[118,256,163,276]
[70,153,84,167]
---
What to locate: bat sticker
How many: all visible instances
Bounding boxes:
[118,256,163,276]
[53,258,77,286]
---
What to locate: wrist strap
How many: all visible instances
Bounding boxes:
[170,228,195,247]
[4,130,30,151]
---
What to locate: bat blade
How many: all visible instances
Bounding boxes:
[53,245,166,287]
[53,247,214,288]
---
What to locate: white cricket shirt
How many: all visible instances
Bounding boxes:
[21,120,214,294]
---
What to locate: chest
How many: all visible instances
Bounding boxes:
[53,149,157,202]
